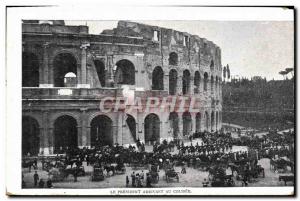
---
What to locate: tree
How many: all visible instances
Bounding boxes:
[285,68,294,78]
[223,66,227,82]
[226,64,230,80]
[279,70,288,80]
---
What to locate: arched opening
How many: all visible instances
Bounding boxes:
[204,72,208,91]
[211,111,215,132]
[182,112,192,136]
[53,53,77,87]
[194,71,200,94]
[90,115,113,147]
[115,59,135,85]
[205,111,209,131]
[152,66,164,90]
[182,70,190,95]
[169,69,178,95]
[22,116,40,156]
[64,72,77,87]
[22,52,39,87]
[169,52,178,65]
[211,75,214,92]
[144,113,160,145]
[169,112,179,139]
[215,76,218,94]
[126,114,137,141]
[210,60,214,70]
[216,111,219,131]
[54,115,78,153]
[94,60,106,87]
[196,112,201,132]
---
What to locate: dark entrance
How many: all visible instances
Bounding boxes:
[54,115,78,153]
[90,115,113,147]
[144,114,160,144]
[22,116,40,156]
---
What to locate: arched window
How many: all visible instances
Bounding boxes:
[169,69,178,95]
[210,60,214,70]
[169,112,179,139]
[194,71,200,94]
[53,53,77,87]
[211,75,214,92]
[182,112,192,136]
[64,72,77,87]
[152,66,164,90]
[169,52,178,65]
[115,59,135,85]
[182,70,190,95]
[22,52,39,87]
[204,72,208,91]
[94,60,106,87]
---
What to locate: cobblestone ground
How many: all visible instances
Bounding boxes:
[22,157,293,188]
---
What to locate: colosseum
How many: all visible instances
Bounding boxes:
[22,20,223,156]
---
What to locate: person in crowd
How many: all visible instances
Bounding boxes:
[38,179,44,188]
[33,171,39,187]
[131,172,136,187]
[46,177,53,188]
[126,175,129,187]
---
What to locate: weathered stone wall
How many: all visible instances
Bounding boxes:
[22,21,223,155]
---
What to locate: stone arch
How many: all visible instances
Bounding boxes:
[94,60,106,87]
[182,111,192,136]
[22,52,39,87]
[169,112,179,139]
[22,116,40,156]
[53,52,78,87]
[182,69,191,95]
[204,72,208,91]
[169,69,178,95]
[90,115,113,147]
[152,66,164,90]
[144,113,160,144]
[204,111,209,131]
[211,75,214,92]
[115,59,135,85]
[53,115,78,153]
[169,52,178,65]
[196,112,201,132]
[211,111,215,132]
[210,60,214,70]
[194,71,200,94]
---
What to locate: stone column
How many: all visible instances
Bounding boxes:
[190,75,194,95]
[80,108,89,148]
[48,127,54,154]
[79,43,90,88]
[86,126,91,148]
[178,113,183,140]
[40,43,53,87]
[40,110,50,155]
[178,75,183,95]
[164,72,169,92]
[77,125,82,148]
[135,52,144,88]
[191,113,196,134]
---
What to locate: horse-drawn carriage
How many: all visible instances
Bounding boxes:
[165,168,179,183]
[149,164,159,183]
[209,165,234,187]
[270,158,288,173]
[91,166,105,181]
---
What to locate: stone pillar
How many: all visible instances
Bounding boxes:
[178,75,183,95]
[40,43,53,87]
[86,127,91,148]
[80,108,89,148]
[164,73,169,92]
[117,111,124,145]
[48,127,54,154]
[77,126,82,148]
[136,112,145,143]
[190,76,194,95]
[191,113,196,134]
[178,113,183,140]
[79,43,90,88]
[106,54,114,86]
[134,53,144,89]
[40,110,50,155]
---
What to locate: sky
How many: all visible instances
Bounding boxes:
[66,20,294,80]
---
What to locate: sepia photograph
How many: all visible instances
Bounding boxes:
[5,4,295,196]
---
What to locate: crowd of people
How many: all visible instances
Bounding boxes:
[22,127,294,188]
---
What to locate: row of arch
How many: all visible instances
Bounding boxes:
[22,111,221,155]
[22,52,221,94]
